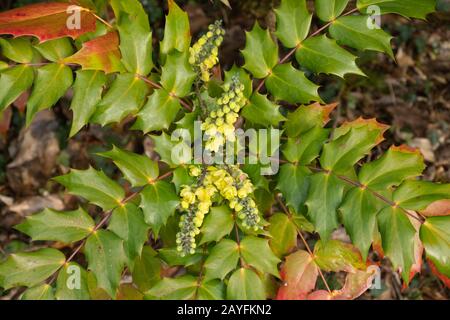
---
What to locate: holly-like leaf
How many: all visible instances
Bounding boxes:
[26,63,73,125]
[132,246,161,292]
[393,180,450,211]
[21,284,55,300]
[266,63,320,104]
[160,0,191,57]
[0,65,34,112]
[108,203,150,269]
[240,236,281,277]
[224,65,253,98]
[320,118,388,174]
[296,35,365,78]
[133,89,181,133]
[160,51,196,97]
[54,167,124,211]
[314,240,366,272]
[99,146,159,187]
[274,0,312,48]
[204,239,239,281]
[15,207,95,244]
[140,181,180,237]
[357,0,437,19]
[0,37,34,63]
[242,93,285,127]
[420,216,450,277]
[84,230,126,298]
[358,145,425,191]
[329,15,394,58]
[146,275,197,300]
[63,32,125,74]
[315,0,349,21]
[90,73,150,126]
[276,164,311,214]
[268,213,298,257]
[55,262,90,300]
[377,206,416,282]
[227,268,266,300]
[34,37,74,62]
[158,248,203,267]
[197,280,225,300]
[200,206,234,245]
[241,23,279,79]
[0,2,97,42]
[339,188,380,260]
[305,172,345,241]
[0,248,65,290]
[152,132,180,167]
[276,250,318,300]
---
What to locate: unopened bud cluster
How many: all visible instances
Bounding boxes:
[189,20,225,82]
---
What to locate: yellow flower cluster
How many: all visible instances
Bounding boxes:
[176,165,261,256]
[201,77,246,152]
[189,20,225,82]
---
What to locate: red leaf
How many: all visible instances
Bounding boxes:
[276,250,319,300]
[421,200,450,217]
[404,211,423,288]
[0,107,12,135]
[0,2,97,42]
[63,32,125,74]
[428,259,450,288]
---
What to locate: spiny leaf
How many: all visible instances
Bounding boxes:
[242,93,285,127]
[132,246,161,292]
[266,63,320,104]
[54,167,124,211]
[197,280,225,300]
[420,216,450,277]
[158,248,203,267]
[146,275,197,300]
[15,207,95,244]
[224,65,253,98]
[276,164,311,214]
[63,32,125,74]
[296,35,365,78]
[152,132,181,167]
[0,2,97,42]
[284,102,337,137]
[393,180,450,211]
[26,63,73,125]
[160,0,191,57]
[240,236,281,277]
[204,239,239,281]
[241,22,279,79]
[357,0,437,19]
[275,0,312,48]
[34,37,74,62]
[0,37,34,63]
[313,239,366,272]
[0,65,34,113]
[21,284,55,300]
[55,262,90,300]
[200,206,234,245]
[268,213,298,257]
[315,0,350,21]
[160,51,196,97]
[227,268,266,300]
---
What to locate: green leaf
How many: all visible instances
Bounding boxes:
[227,268,266,300]
[315,0,349,21]
[172,166,195,193]
[377,206,416,282]
[420,216,450,277]
[240,236,281,277]
[69,70,106,137]
[204,239,239,281]
[99,146,159,187]
[266,63,320,104]
[0,248,65,290]
[21,284,55,300]
[15,207,95,244]
[305,172,345,241]
[140,181,180,237]
[320,118,388,174]
[84,230,126,298]
[34,38,74,62]
[55,262,90,300]
[0,37,34,63]
[133,89,181,133]
[90,73,150,126]
[224,65,253,98]
[277,164,311,214]
[197,280,225,300]
[200,206,234,245]
[26,63,73,125]
[282,126,330,165]
[110,0,153,75]
[241,22,278,79]
[160,0,191,57]
[393,180,450,211]
[357,0,436,19]
[146,275,197,300]
[339,188,380,260]
[160,51,196,97]
[132,246,161,292]
[242,93,285,127]
[108,203,150,269]
[284,102,336,137]
[158,247,203,267]
[296,35,365,78]
[0,65,34,112]
[0,61,8,70]
[152,132,179,167]
[314,239,366,272]
[359,145,425,191]
[329,15,394,58]
[268,213,298,257]
[275,0,312,48]
[54,167,124,210]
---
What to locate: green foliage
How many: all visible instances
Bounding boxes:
[0,0,446,301]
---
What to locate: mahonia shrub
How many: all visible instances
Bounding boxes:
[0,0,448,300]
